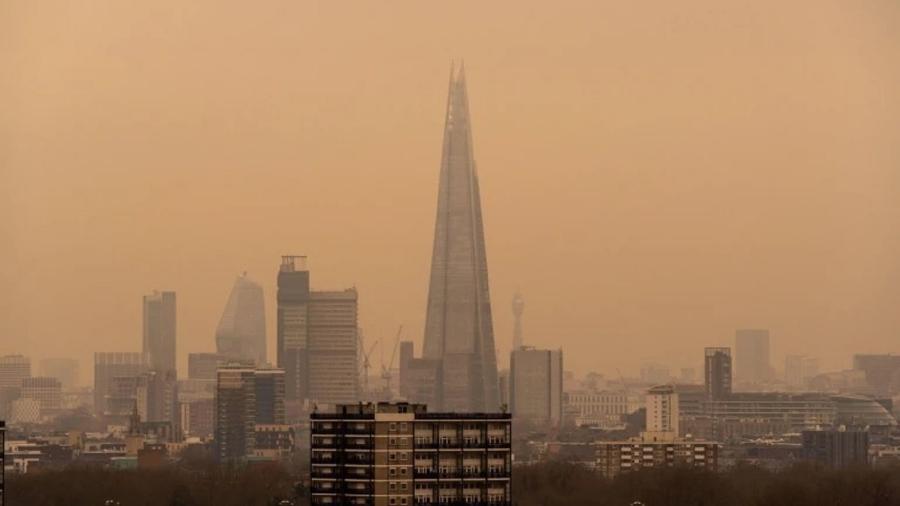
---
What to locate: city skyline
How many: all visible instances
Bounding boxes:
[3,0,900,380]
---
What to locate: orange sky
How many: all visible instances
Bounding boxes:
[2,0,900,384]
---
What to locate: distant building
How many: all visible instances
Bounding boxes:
[39,358,79,391]
[215,274,267,366]
[254,424,295,459]
[187,353,223,381]
[9,398,40,424]
[498,369,510,409]
[21,377,62,413]
[402,358,443,408]
[853,354,900,397]
[802,429,869,468]
[0,355,31,389]
[595,439,719,478]
[735,329,771,385]
[785,355,819,390]
[510,347,563,426]
[310,402,511,506]
[254,368,286,424]
[640,363,671,385]
[93,352,149,416]
[398,340,414,399]
[565,390,641,428]
[595,384,718,477]
[276,256,359,408]
[143,291,177,378]
[645,384,679,440]
[214,365,287,461]
[704,347,732,400]
[420,66,501,412]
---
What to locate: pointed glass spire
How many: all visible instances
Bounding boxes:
[422,63,500,411]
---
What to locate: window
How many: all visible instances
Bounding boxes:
[400,422,408,431]
[390,438,397,446]
[390,423,397,432]
[390,482,397,491]
[390,468,397,476]
[390,452,397,462]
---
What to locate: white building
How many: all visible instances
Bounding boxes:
[644,384,679,441]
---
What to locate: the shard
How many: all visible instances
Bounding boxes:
[422,64,500,412]
[216,273,267,366]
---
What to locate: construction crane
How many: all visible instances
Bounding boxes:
[358,334,379,396]
[380,325,403,399]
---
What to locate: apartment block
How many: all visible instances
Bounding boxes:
[310,402,511,506]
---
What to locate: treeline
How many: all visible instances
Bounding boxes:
[11,461,900,506]
[6,462,305,506]
[513,461,900,506]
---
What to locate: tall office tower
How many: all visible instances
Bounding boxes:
[310,402,512,506]
[39,358,79,391]
[277,255,359,407]
[215,366,257,461]
[735,329,771,385]
[0,355,31,389]
[512,291,525,350]
[188,353,224,380]
[215,274,267,366]
[422,64,500,412]
[277,256,311,402]
[509,347,563,426]
[93,352,148,416]
[704,347,733,400]
[785,355,820,390]
[254,368,286,424]
[644,384,679,440]
[21,377,62,412]
[307,289,359,405]
[143,291,177,378]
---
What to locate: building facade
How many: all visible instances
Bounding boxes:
[310,402,511,506]
[143,291,177,378]
[21,377,62,413]
[704,347,732,400]
[645,384,678,440]
[215,366,288,461]
[420,65,501,413]
[277,256,359,408]
[0,355,31,389]
[564,391,642,428]
[188,353,223,381]
[735,329,771,385]
[216,274,267,366]
[802,429,869,468]
[595,440,719,478]
[1,421,5,506]
[93,352,149,416]
[509,348,563,426]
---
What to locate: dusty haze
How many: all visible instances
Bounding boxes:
[2,0,900,383]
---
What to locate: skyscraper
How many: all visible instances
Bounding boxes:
[422,64,500,412]
[215,274,267,366]
[735,329,771,385]
[704,347,732,400]
[509,347,563,426]
[276,256,359,407]
[143,291,177,378]
[277,256,310,402]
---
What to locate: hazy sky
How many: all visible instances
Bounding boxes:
[2,0,900,384]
